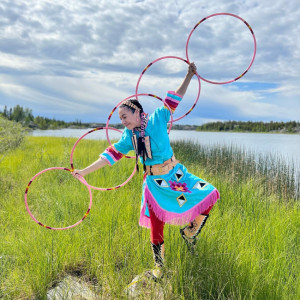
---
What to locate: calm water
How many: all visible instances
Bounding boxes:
[30,128,300,168]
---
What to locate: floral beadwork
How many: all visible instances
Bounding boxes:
[169,181,191,193]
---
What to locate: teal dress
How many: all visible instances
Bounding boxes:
[101,91,220,228]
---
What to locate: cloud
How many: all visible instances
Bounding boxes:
[0,53,42,71]
[0,0,299,123]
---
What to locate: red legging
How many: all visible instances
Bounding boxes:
[149,207,165,244]
[149,205,213,244]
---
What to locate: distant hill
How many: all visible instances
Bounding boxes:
[1,105,299,133]
[195,121,300,134]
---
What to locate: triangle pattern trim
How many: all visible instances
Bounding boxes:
[193,181,208,190]
[177,194,187,207]
[154,178,169,188]
[175,168,184,181]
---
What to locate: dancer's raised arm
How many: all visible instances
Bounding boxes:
[175,62,197,97]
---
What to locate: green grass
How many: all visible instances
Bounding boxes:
[0,136,299,299]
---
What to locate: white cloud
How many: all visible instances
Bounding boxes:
[0,53,42,70]
[0,0,299,123]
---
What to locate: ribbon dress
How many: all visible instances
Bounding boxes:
[100,91,220,228]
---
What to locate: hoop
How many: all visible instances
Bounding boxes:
[135,56,201,122]
[186,12,257,85]
[70,126,137,191]
[105,93,174,149]
[24,167,92,230]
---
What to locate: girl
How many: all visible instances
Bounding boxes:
[73,63,220,280]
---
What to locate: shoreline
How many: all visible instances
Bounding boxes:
[26,127,300,135]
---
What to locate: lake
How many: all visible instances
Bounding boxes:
[30,128,300,168]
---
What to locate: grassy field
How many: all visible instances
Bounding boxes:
[0,136,299,299]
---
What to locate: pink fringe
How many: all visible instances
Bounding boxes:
[139,185,220,228]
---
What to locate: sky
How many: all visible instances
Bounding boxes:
[0,0,299,125]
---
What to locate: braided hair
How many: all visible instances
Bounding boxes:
[120,99,148,171]
[120,99,143,113]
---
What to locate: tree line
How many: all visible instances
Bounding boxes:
[0,105,86,130]
[1,105,299,133]
[196,120,300,133]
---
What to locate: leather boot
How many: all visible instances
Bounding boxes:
[180,214,209,252]
[150,241,165,280]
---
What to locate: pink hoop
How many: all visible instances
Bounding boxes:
[70,127,137,191]
[186,12,257,85]
[135,56,201,122]
[24,167,92,230]
[105,93,174,149]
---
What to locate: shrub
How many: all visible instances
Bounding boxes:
[0,116,26,156]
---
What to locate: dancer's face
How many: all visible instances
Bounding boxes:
[118,107,141,130]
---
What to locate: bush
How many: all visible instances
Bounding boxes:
[0,116,26,156]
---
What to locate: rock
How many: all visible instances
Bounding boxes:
[124,271,171,299]
[47,275,99,300]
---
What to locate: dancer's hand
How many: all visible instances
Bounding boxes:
[188,62,197,75]
[71,169,85,179]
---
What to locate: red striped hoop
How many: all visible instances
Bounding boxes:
[105,93,174,149]
[186,12,256,85]
[24,167,92,230]
[135,56,201,122]
[70,127,137,191]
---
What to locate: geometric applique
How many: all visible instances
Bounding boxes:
[177,194,187,207]
[169,181,191,193]
[154,178,169,188]
[175,168,184,181]
[193,181,208,190]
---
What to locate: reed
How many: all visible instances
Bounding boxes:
[0,136,299,299]
[172,140,300,201]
